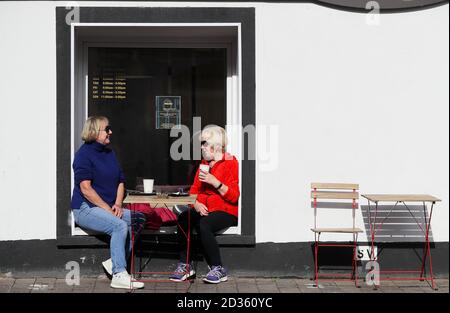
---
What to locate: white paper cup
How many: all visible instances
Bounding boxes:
[199,164,210,173]
[143,179,154,193]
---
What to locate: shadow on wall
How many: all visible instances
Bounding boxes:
[360,204,434,243]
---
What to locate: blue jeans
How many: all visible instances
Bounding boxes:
[73,202,146,274]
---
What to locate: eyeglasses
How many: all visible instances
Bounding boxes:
[100,125,112,133]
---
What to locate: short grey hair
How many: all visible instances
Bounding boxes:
[200,125,228,152]
[81,116,108,142]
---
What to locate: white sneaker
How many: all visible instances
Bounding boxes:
[110,271,145,289]
[102,258,113,277]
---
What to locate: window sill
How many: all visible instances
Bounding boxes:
[57,234,255,247]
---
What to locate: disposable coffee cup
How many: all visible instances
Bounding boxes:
[199,164,210,173]
[143,179,154,193]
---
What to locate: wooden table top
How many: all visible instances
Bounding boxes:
[123,194,197,206]
[361,194,441,203]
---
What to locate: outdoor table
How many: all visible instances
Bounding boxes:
[123,194,197,291]
[361,194,441,290]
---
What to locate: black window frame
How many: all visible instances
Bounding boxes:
[56,7,255,247]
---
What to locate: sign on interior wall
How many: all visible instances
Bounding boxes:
[155,96,181,129]
[91,72,127,101]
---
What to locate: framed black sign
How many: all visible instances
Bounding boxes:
[155,96,181,129]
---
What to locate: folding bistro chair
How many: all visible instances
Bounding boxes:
[311,183,363,287]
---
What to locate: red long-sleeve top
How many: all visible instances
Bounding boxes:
[189,153,240,218]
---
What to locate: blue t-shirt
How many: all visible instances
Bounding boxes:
[71,141,125,209]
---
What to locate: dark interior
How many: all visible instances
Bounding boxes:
[88,47,227,189]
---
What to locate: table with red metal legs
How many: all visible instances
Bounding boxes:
[361,194,441,290]
[123,194,197,292]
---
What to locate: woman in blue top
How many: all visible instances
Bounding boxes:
[71,116,146,290]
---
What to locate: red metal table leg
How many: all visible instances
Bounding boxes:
[419,202,436,290]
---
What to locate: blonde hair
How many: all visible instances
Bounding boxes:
[81,116,109,142]
[200,125,228,152]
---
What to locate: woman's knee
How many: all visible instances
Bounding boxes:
[113,220,128,235]
[198,218,213,234]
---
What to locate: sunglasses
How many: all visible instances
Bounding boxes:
[100,125,112,133]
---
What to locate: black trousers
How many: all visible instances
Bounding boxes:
[177,209,238,267]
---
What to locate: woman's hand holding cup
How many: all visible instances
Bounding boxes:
[198,164,220,187]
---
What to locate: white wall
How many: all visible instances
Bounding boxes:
[255,4,449,242]
[0,2,448,242]
[0,2,56,240]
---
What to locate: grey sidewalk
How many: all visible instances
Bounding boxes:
[0,276,448,293]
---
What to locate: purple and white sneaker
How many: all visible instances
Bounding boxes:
[203,265,228,284]
[169,262,195,282]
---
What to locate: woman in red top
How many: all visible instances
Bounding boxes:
[170,126,239,284]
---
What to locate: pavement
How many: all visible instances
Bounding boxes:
[0,276,448,293]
